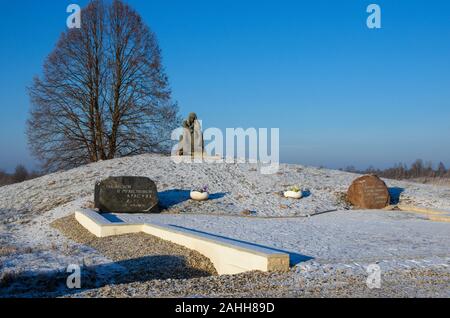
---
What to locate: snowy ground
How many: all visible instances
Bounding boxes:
[107,211,450,268]
[0,154,449,297]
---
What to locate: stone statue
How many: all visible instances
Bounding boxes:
[177,112,204,157]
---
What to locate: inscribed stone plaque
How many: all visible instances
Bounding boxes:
[347,175,390,209]
[95,176,159,213]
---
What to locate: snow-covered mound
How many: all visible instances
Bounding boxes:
[1,154,450,224]
[1,154,450,298]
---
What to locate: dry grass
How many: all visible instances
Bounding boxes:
[408,177,450,187]
[0,245,18,257]
[0,270,19,287]
[335,191,352,208]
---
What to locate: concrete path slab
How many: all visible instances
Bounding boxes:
[75,209,290,275]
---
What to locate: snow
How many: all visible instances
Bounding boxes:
[105,210,450,268]
[0,154,449,296]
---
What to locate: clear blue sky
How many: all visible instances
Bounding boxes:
[1,0,449,172]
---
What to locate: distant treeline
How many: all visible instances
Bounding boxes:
[342,159,450,180]
[0,165,41,187]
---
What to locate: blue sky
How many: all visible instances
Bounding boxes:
[0,0,449,172]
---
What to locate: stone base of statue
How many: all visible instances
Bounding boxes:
[174,154,222,163]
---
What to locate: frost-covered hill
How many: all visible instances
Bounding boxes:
[1,154,450,298]
[1,153,450,225]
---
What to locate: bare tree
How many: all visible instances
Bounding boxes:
[410,159,424,178]
[0,169,11,187]
[437,162,447,177]
[12,165,29,183]
[28,0,179,172]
